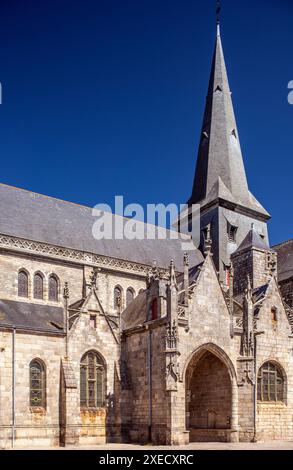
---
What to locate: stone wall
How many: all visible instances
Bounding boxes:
[232,247,270,296]
[67,297,121,445]
[187,352,231,430]
[169,255,241,443]
[1,242,293,448]
[255,278,293,440]
[0,330,65,448]
[0,251,146,314]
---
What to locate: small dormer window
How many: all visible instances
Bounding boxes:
[227,222,237,243]
[202,224,211,241]
[90,314,97,329]
[271,307,278,323]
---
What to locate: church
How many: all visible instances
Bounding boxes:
[0,20,293,448]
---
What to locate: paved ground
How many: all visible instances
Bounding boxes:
[10,441,293,451]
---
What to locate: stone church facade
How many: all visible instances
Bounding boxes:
[0,25,293,448]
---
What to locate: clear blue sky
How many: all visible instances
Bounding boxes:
[0,0,292,245]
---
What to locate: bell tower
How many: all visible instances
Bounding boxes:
[187,20,270,283]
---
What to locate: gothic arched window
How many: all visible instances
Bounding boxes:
[34,273,44,300]
[18,270,29,298]
[30,359,46,408]
[114,286,122,310]
[126,287,135,307]
[80,351,105,408]
[257,361,285,402]
[48,275,59,302]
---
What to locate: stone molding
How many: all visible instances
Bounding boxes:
[0,233,165,277]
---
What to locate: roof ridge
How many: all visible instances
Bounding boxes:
[0,182,188,237]
[273,238,293,249]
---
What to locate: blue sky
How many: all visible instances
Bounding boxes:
[0,0,292,245]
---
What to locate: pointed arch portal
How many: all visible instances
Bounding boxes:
[185,345,238,442]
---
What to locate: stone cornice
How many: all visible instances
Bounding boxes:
[0,233,162,277]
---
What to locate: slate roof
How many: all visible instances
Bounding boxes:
[188,27,269,218]
[234,227,270,254]
[252,284,269,303]
[121,263,203,330]
[0,299,64,333]
[121,290,147,330]
[273,239,293,282]
[0,183,203,272]
[233,284,269,311]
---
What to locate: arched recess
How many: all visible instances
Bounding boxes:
[184,343,238,443]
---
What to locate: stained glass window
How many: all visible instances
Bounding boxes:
[18,270,28,297]
[30,360,46,408]
[34,273,43,300]
[114,286,122,310]
[48,275,58,301]
[257,362,284,402]
[126,288,135,307]
[80,351,105,408]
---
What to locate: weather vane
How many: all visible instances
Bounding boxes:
[216,0,221,25]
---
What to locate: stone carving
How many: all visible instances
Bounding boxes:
[237,361,255,386]
[164,319,180,391]
[183,252,189,267]
[235,316,243,329]
[165,319,178,349]
[0,233,168,276]
[166,355,180,387]
[242,331,254,357]
[266,251,277,277]
[241,276,255,357]
[177,305,186,319]
[63,282,69,299]
[284,303,293,334]
[88,268,101,288]
[146,260,167,287]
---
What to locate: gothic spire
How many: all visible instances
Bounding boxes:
[189,23,269,219]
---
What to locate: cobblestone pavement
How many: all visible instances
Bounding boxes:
[10,441,293,451]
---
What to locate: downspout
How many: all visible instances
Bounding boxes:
[252,334,257,442]
[12,326,16,448]
[147,327,152,442]
[252,332,265,443]
[63,282,69,358]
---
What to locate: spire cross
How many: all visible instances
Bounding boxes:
[216,0,221,25]
[216,0,221,36]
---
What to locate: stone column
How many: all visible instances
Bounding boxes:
[230,376,239,442]
[59,358,80,446]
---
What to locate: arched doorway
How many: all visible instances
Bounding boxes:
[185,346,237,442]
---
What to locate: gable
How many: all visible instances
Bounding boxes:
[190,255,231,332]
[256,277,292,337]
